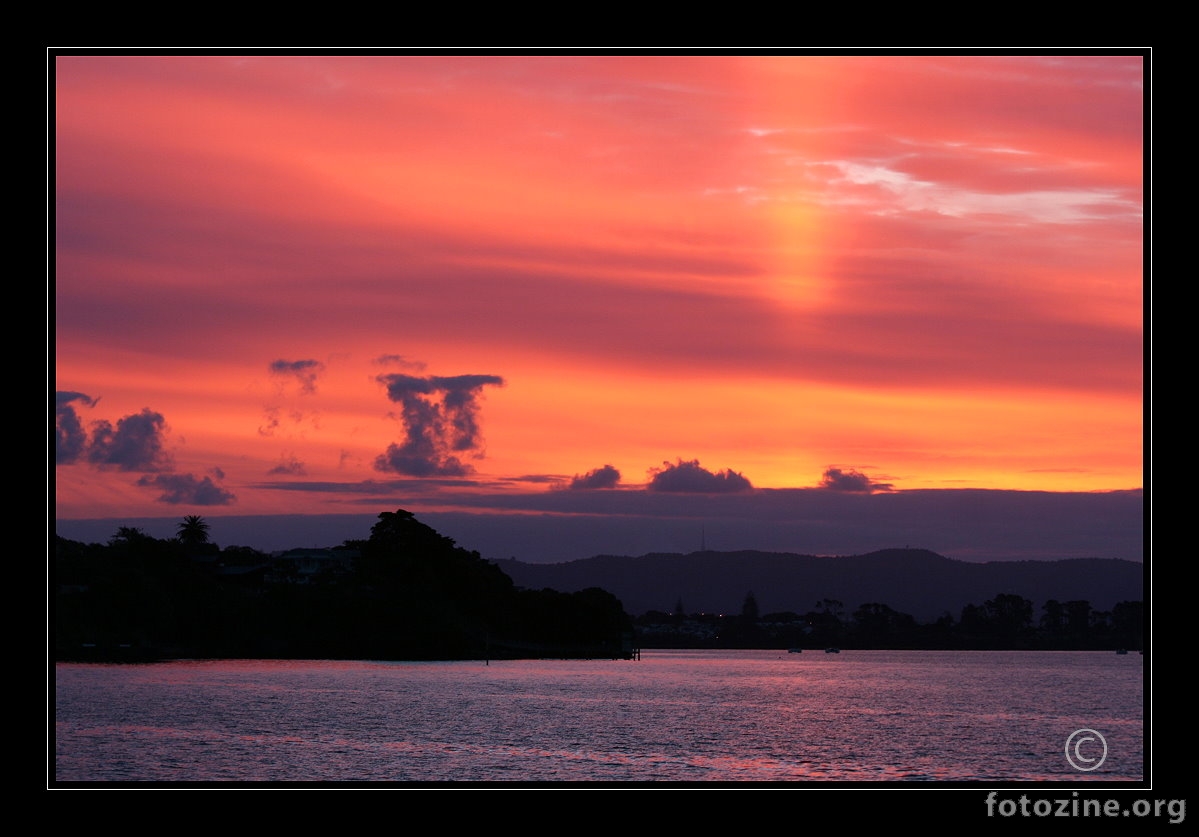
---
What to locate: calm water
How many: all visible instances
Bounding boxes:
[53,650,1143,784]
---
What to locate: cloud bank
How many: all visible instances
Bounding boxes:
[135,472,237,505]
[55,390,235,506]
[56,393,173,472]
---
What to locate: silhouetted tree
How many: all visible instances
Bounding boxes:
[1110,600,1143,650]
[741,591,760,623]
[1040,599,1065,636]
[177,515,211,547]
[803,599,846,647]
[108,526,152,547]
[851,602,918,648]
[220,545,270,566]
[815,598,845,621]
[1089,608,1113,643]
[963,593,1035,648]
[1065,600,1092,638]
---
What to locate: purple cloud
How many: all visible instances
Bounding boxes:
[135,472,237,505]
[819,467,893,493]
[267,454,307,476]
[648,459,753,493]
[569,464,622,490]
[373,354,427,371]
[269,358,325,394]
[87,408,173,472]
[374,373,505,477]
[55,391,95,464]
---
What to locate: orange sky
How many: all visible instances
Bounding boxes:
[53,54,1145,552]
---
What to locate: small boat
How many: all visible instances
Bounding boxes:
[824,648,840,654]
[1116,648,1128,655]
[787,648,802,654]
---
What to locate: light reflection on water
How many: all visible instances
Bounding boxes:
[54,650,1143,783]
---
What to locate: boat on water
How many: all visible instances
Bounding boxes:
[825,648,840,654]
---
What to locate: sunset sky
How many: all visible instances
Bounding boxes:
[53,54,1146,562]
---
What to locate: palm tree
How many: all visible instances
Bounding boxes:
[109,526,151,546]
[177,515,210,547]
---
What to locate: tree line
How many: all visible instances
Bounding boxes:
[54,512,1144,659]
[55,510,635,662]
[634,591,1144,651]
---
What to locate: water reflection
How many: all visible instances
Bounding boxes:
[55,650,1143,783]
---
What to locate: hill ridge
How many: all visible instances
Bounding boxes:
[492,548,1143,621]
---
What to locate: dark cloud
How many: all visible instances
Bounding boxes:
[258,406,281,437]
[56,487,1145,564]
[510,474,563,485]
[251,476,479,494]
[569,464,621,490]
[86,408,173,472]
[819,467,893,493]
[56,391,96,409]
[55,391,95,464]
[267,454,307,476]
[135,472,237,505]
[374,373,505,477]
[269,358,325,394]
[55,392,177,472]
[647,459,753,493]
[373,354,427,371]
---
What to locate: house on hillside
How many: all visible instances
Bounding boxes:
[266,548,358,585]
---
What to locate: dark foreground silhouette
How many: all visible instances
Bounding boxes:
[54,509,1143,661]
[633,591,1143,652]
[55,509,636,662]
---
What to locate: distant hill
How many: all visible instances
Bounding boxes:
[492,549,1144,621]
